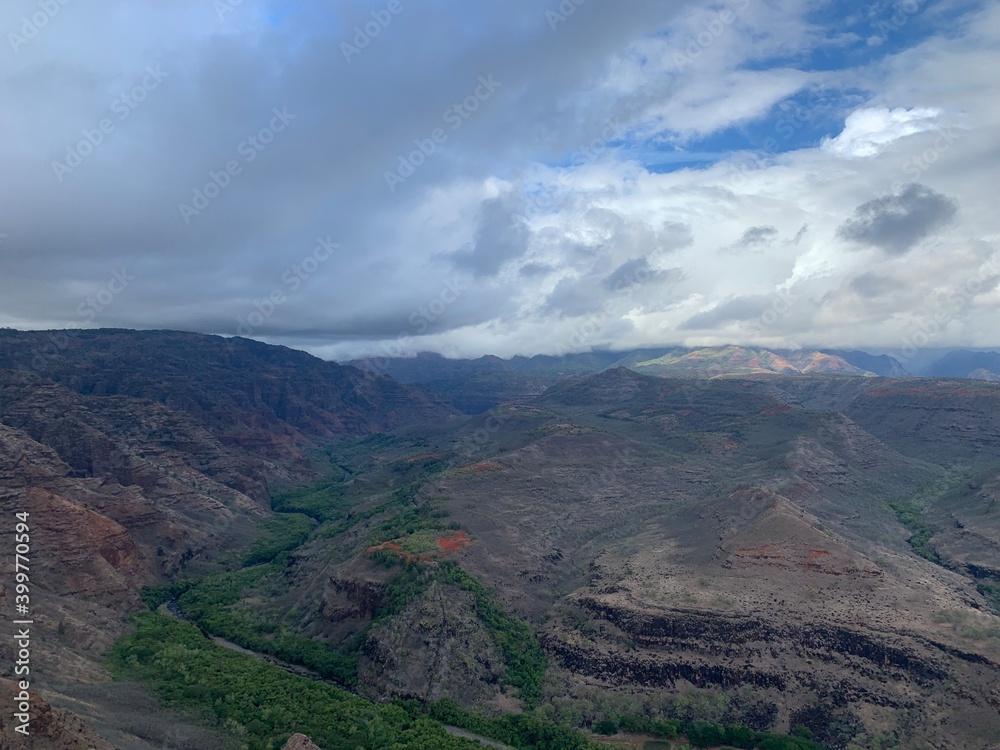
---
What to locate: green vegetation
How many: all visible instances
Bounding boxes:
[367,486,452,545]
[270,479,346,522]
[130,441,821,750]
[173,564,359,686]
[109,612,480,750]
[243,513,316,566]
[887,499,940,562]
[977,582,1000,614]
[140,579,195,611]
[617,715,680,738]
[438,560,548,706]
[593,718,619,735]
[424,698,600,750]
[376,561,435,619]
[363,558,548,706]
[398,528,446,554]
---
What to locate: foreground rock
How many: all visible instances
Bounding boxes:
[281,733,322,750]
[0,678,113,750]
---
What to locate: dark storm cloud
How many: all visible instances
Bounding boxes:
[602,257,664,290]
[0,0,697,341]
[450,193,531,277]
[837,183,957,255]
[544,260,683,317]
[679,295,769,330]
[582,209,693,258]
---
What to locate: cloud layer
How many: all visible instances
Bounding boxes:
[2,0,998,362]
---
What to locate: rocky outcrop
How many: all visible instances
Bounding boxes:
[356,581,505,708]
[0,678,114,750]
[281,733,322,750]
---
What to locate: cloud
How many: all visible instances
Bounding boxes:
[849,272,904,298]
[450,193,531,277]
[733,225,778,252]
[823,106,942,158]
[680,295,770,330]
[602,257,663,290]
[2,0,999,358]
[837,183,958,256]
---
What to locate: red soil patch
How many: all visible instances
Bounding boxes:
[437,530,472,552]
[807,549,831,558]
[365,540,435,565]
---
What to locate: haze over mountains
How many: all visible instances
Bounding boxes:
[349,344,999,413]
[2,328,999,750]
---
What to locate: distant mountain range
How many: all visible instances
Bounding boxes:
[349,345,999,413]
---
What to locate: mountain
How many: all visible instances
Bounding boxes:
[0,328,456,749]
[821,349,910,377]
[922,349,1000,379]
[631,346,876,378]
[0,329,453,465]
[350,346,881,414]
[212,367,1000,749]
[349,351,513,383]
[4,329,1000,749]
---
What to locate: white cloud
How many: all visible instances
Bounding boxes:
[822,106,942,158]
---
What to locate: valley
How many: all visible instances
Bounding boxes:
[1,330,999,749]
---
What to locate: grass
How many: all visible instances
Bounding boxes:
[931,610,1000,641]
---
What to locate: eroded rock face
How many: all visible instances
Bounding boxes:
[0,329,453,466]
[357,581,506,708]
[0,678,114,750]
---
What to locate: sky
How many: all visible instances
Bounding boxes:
[1,0,998,362]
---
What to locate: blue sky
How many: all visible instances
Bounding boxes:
[1,0,998,361]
